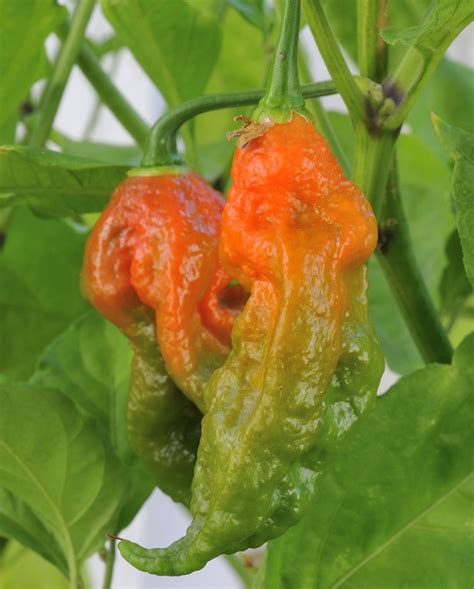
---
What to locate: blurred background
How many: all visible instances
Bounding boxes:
[35,3,473,588]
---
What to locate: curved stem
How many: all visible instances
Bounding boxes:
[303,0,365,122]
[376,162,453,364]
[254,0,305,122]
[29,0,96,147]
[142,80,336,167]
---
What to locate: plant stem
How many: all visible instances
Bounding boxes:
[352,122,452,364]
[351,0,452,364]
[376,162,453,364]
[82,50,120,140]
[303,0,365,122]
[55,25,148,145]
[29,0,96,147]
[76,43,148,145]
[142,80,336,167]
[357,0,387,82]
[352,123,397,217]
[101,538,116,589]
[254,0,305,122]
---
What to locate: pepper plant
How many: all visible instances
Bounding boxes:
[0,1,473,588]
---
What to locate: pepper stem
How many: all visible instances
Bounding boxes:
[253,0,307,123]
[141,80,336,168]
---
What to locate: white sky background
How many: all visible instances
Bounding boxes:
[44,6,474,588]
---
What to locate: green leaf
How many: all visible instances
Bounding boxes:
[32,311,133,462]
[0,541,68,589]
[433,116,474,289]
[0,208,88,380]
[382,0,474,52]
[50,131,142,166]
[0,0,66,130]
[31,311,153,529]
[367,258,423,374]
[0,120,16,145]
[440,230,472,319]
[397,131,454,302]
[261,333,474,589]
[0,146,127,217]
[0,384,127,583]
[226,0,266,29]
[316,0,432,69]
[0,489,67,575]
[100,0,224,106]
[408,59,474,162]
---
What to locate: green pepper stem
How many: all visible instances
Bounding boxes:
[303,0,365,123]
[29,0,96,147]
[56,24,148,146]
[253,0,305,122]
[376,162,453,364]
[141,80,336,167]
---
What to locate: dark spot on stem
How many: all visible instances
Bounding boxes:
[365,98,380,135]
[377,219,397,254]
[278,52,285,60]
[0,232,5,251]
[381,80,404,106]
[20,101,34,116]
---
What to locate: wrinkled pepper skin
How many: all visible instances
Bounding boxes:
[119,114,383,574]
[245,267,384,546]
[82,172,243,503]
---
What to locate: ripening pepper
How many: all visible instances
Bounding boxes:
[82,170,245,503]
[118,113,384,575]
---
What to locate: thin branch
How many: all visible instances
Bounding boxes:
[303,0,365,122]
[29,0,96,147]
[55,24,148,146]
[357,0,387,81]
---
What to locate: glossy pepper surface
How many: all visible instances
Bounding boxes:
[119,114,384,574]
[82,171,244,502]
